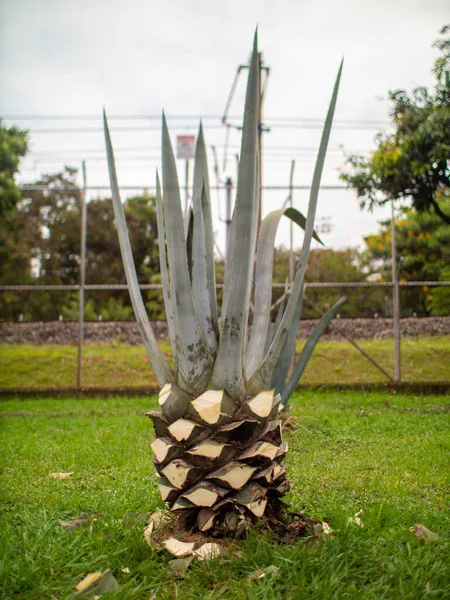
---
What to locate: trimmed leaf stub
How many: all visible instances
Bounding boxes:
[189,389,235,425]
[159,384,192,422]
[243,390,276,420]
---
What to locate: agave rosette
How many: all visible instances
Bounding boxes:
[104,32,344,532]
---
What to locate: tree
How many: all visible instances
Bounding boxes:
[0,167,163,321]
[363,197,450,315]
[0,121,28,217]
[341,25,450,225]
[270,246,387,318]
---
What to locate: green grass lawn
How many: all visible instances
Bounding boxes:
[1,335,449,389]
[1,391,449,599]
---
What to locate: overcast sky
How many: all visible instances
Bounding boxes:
[1,0,448,254]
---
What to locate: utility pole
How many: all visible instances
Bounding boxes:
[288,160,295,282]
[76,160,87,388]
[185,159,189,216]
[225,177,233,261]
[391,200,401,382]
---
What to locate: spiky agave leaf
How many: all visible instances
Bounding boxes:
[104,112,173,387]
[270,284,303,396]
[155,173,177,373]
[161,114,212,395]
[191,125,219,356]
[280,295,346,405]
[247,59,344,395]
[246,207,322,380]
[209,31,260,399]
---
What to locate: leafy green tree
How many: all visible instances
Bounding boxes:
[363,197,450,314]
[0,121,28,217]
[0,167,163,321]
[341,25,450,225]
[270,246,385,318]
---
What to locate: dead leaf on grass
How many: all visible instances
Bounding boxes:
[307,521,334,546]
[194,543,224,561]
[403,472,412,478]
[75,569,118,597]
[59,514,90,529]
[247,565,279,581]
[410,524,439,542]
[49,472,74,479]
[121,567,130,574]
[59,511,103,529]
[347,509,364,527]
[162,538,195,557]
[169,556,194,573]
[143,509,172,547]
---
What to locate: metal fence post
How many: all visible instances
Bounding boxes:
[76,161,87,388]
[391,200,401,382]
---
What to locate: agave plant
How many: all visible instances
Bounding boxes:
[104,32,344,534]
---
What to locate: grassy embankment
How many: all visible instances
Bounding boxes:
[1,335,449,388]
[1,390,449,599]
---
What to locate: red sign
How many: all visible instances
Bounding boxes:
[177,135,196,160]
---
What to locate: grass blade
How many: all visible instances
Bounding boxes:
[104,112,173,387]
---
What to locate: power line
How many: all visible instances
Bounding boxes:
[1,113,391,126]
[18,184,348,191]
[25,144,369,156]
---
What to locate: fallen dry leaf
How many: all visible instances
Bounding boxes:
[49,567,55,576]
[347,510,364,528]
[403,472,412,478]
[194,543,223,561]
[59,515,89,529]
[143,509,172,547]
[75,569,118,597]
[247,565,279,581]
[169,556,194,573]
[121,567,130,574]
[162,538,195,557]
[307,521,334,546]
[247,569,265,581]
[59,511,103,529]
[410,524,439,542]
[49,472,74,479]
